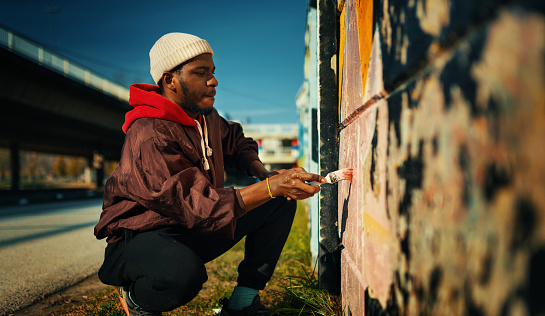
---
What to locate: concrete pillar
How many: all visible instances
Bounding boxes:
[92,151,104,190]
[9,142,19,191]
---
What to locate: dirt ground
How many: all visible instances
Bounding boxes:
[11,274,108,316]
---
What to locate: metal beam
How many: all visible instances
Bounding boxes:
[317,0,340,295]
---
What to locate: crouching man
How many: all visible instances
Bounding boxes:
[94,32,325,316]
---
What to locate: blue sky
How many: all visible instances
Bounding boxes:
[0,1,309,124]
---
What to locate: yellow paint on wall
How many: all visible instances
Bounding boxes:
[338,5,346,123]
[357,0,374,98]
[363,211,392,242]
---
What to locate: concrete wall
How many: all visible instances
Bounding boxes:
[312,0,545,314]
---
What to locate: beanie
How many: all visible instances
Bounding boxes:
[149,33,213,84]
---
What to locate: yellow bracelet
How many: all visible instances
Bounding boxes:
[266,177,275,198]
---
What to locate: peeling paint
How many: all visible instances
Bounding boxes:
[381,0,392,51]
[356,0,373,97]
[339,5,346,117]
[416,0,451,36]
[472,11,545,112]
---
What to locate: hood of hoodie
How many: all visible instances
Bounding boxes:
[122,83,197,133]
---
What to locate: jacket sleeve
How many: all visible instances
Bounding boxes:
[123,134,246,234]
[220,118,260,172]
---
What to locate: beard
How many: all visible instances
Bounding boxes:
[180,101,214,116]
[179,77,214,116]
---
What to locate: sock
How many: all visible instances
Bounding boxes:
[227,286,259,310]
[128,290,140,308]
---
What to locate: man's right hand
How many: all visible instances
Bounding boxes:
[268,168,325,200]
[239,168,326,211]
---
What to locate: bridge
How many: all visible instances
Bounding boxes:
[0,25,130,199]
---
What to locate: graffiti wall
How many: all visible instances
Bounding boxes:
[331,0,545,314]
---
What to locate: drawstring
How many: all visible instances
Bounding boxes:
[195,116,212,170]
[203,117,213,157]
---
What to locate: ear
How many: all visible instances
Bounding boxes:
[161,72,177,91]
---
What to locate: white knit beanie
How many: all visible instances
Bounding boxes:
[149,33,213,84]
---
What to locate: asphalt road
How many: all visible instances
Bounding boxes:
[0,198,106,315]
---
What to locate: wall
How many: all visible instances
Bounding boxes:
[302,0,545,315]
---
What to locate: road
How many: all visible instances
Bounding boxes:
[0,198,106,315]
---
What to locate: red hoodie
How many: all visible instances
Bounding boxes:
[122,83,196,133]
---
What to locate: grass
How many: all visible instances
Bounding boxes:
[53,201,343,315]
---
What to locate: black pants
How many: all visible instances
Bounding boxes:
[98,197,296,312]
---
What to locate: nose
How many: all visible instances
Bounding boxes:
[208,75,218,87]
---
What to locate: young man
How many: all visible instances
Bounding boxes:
[94,33,325,316]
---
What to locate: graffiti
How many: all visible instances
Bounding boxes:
[333,0,545,315]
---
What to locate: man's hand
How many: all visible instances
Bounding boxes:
[266,169,285,178]
[268,168,326,200]
[239,167,325,211]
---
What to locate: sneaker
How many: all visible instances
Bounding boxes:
[219,295,277,315]
[117,287,162,316]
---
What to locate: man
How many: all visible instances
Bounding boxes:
[94,32,325,316]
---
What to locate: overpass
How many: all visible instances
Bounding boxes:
[0,25,130,196]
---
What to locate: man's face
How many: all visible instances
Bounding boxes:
[173,53,217,117]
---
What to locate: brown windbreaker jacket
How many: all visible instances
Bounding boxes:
[93,84,260,243]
